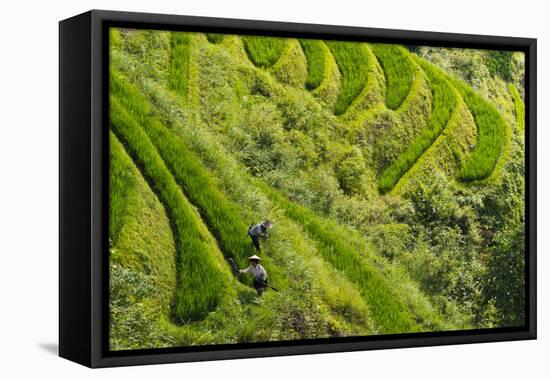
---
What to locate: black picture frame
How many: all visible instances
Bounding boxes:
[59,9,537,368]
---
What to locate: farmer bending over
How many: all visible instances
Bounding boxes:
[239,255,269,295]
[248,220,273,252]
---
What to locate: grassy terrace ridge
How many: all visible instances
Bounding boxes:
[378,58,459,193]
[310,41,342,110]
[109,91,230,323]
[256,181,420,333]
[167,32,191,96]
[444,74,508,182]
[338,44,385,121]
[325,41,371,115]
[109,133,180,350]
[370,44,416,110]
[509,84,525,133]
[110,133,137,243]
[242,35,287,68]
[299,39,325,90]
[269,39,308,88]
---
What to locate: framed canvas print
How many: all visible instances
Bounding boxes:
[59,9,536,368]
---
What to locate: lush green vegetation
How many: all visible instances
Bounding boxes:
[485,224,525,327]
[378,59,458,192]
[370,44,416,110]
[109,28,527,349]
[167,32,191,96]
[110,85,229,323]
[111,71,254,269]
[242,35,286,68]
[445,74,508,182]
[299,39,325,90]
[206,33,225,44]
[325,41,371,115]
[509,84,525,132]
[486,50,514,81]
[258,181,419,333]
[109,133,137,242]
[109,130,180,349]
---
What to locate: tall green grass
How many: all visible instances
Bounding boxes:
[256,181,419,333]
[109,93,228,323]
[109,133,137,242]
[370,44,415,110]
[445,75,508,182]
[168,32,191,96]
[509,84,525,133]
[325,41,370,115]
[111,71,254,268]
[242,35,286,68]
[299,39,325,90]
[378,59,458,193]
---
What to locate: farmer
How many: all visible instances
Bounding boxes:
[247,220,273,253]
[239,255,269,295]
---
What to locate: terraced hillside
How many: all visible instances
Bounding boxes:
[109,29,526,350]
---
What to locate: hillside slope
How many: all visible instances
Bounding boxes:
[108,29,526,349]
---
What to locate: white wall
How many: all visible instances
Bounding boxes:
[0,0,546,375]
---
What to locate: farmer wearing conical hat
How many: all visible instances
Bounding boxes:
[239,255,269,295]
[247,220,273,253]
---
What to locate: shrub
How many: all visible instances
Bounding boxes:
[378,58,458,193]
[242,35,286,68]
[325,41,370,115]
[206,33,225,44]
[109,264,176,350]
[334,145,367,195]
[167,32,191,96]
[486,50,514,81]
[370,44,415,110]
[299,39,325,90]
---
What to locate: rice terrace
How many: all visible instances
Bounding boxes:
[108,28,526,350]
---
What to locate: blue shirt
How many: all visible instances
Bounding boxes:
[249,224,266,236]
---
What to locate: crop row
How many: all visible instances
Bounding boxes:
[167,32,191,97]
[370,44,415,110]
[109,132,138,243]
[242,35,286,68]
[378,59,458,193]
[256,181,419,333]
[445,74,508,182]
[110,80,228,322]
[325,41,371,115]
[299,39,326,90]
